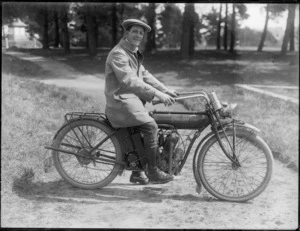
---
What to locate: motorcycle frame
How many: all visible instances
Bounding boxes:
[45,110,234,175]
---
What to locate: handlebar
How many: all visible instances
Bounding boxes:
[152,90,234,118]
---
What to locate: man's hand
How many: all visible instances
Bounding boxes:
[155,91,175,106]
[165,89,179,97]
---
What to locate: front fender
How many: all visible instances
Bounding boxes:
[223,120,260,134]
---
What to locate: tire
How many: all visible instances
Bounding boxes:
[52,119,123,189]
[196,129,273,202]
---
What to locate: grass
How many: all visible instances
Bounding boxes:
[2,55,104,196]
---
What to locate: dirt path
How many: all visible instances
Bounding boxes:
[2,52,298,229]
[235,84,299,104]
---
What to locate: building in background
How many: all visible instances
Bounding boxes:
[2,19,41,49]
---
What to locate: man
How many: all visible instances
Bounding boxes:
[104,19,178,184]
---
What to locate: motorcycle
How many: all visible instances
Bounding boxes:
[45,90,273,202]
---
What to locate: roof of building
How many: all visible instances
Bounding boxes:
[10,19,26,27]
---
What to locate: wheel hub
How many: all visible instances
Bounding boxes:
[231,162,240,170]
[76,148,93,165]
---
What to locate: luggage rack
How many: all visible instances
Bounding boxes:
[64,112,108,123]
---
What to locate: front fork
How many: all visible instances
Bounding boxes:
[211,115,241,167]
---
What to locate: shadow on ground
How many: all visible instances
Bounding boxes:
[2,53,52,79]
[13,179,231,204]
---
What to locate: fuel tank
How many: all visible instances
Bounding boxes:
[150,111,209,129]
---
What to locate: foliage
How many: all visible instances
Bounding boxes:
[239,27,278,46]
[12,168,35,195]
[268,4,286,19]
[2,2,25,24]
[235,3,249,20]
[203,4,249,48]
[3,3,296,56]
[158,4,183,48]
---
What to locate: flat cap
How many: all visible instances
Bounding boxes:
[122,19,151,32]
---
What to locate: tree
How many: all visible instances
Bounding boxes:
[144,3,157,53]
[289,5,295,51]
[111,3,118,47]
[257,4,270,52]
[281,4,296,55]
[180,3,196,58]
[228,3,248,53]
[159,4,182,48]
[2,2,26,24]
[59,4,70,54]
[223,3,228,50]
[53,10,60,48]
[229,3,236,53]
[257,4,285,52]
[216,3,222,50]
[85,5,97,56]
[41,4,49,49]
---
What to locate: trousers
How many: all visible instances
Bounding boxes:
[133,120,158,168]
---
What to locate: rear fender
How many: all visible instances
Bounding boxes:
[53,117,112,140]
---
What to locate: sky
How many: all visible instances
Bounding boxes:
[175,3,298,32]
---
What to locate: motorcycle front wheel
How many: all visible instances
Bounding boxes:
[52,119,123,189]
[195,129,273,202]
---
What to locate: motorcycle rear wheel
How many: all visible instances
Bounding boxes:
[52,119,122,189]
[196,129,273,202]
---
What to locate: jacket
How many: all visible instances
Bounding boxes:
[104,38,168,128]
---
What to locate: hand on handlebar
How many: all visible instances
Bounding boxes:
[155,91,175,106]
[165,89,179,97]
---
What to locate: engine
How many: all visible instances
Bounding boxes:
[157,129,184,175]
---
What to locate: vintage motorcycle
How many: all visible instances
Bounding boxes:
[45,90,273,202]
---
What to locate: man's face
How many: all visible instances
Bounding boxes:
[126,25,145,47]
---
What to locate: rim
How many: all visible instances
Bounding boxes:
[202,135,268,199]
[57,124,117,185]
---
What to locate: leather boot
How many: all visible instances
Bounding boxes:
[147,147,173,184]
[130,171,149,185]
[148,167,174,184]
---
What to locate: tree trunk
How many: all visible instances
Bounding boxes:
[119,3,125,34]
[42,5,49,49]
[180,3,195,59]
[188,5,195,57]
[257,4,270,52]
[145,3,157,53]
[216,3,222,50]
[60,7,70,54]
[54,10,60,48]
[223,3,228,50]
[289,7,295,51]
[86,13,97,57]
[86,31,89,49]
[229,3,236,53]
[94,17,98,48]
[111,3,118,47]
[281,4,296,55]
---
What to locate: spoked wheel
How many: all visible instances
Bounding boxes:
[52,119,123,189]
[196,129,273,202]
